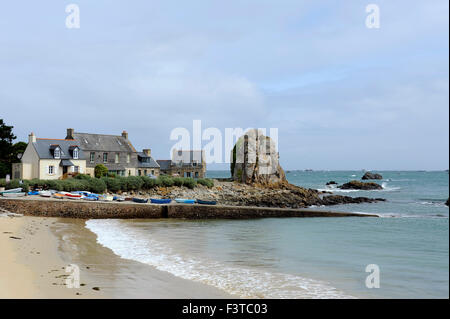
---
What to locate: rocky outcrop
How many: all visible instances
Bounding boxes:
[362,172,383,180]
[326,181,337,185]
[320,195,385,205]
[230,129,286,184]
[338,180,383,190]
[446,198,449,207]
[129,181,385,209]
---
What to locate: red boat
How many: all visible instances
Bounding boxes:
[65,193,82,199]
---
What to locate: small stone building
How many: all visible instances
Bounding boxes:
[157,150,206,178]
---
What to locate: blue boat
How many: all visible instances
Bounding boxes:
[196,199,217,205]
[132,198,148,204]
[150,198,172,204]
[27,191,40,196]
[175,198,196,204]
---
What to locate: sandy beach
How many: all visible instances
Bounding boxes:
[0,215,232,298]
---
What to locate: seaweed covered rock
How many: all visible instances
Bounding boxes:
[230,129,286,184]
[362,172,383,180]
[338,180,383,190]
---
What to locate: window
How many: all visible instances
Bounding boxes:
[115,153,119,163]
[144,170,147,176]
[74,166,79,173]
[73,148,79,159]
[54,148,60,159]
[48,166,54,174]
[103,153,108,163]
[186,172,191,177]
[127,153,130,163]
[90,152,95,163]
[195,172,199,178]
[138,170,142,176]
[151,170,154,175]
[193,162,197,167]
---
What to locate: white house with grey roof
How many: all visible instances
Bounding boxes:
[12,132,87,180]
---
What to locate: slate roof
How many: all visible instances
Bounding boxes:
[137,152,160,168]
[156,160,172,170]
[33,139,84,160]
[171,150,204,163]
[72,132,136,152]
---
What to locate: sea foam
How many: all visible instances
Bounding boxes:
[85,219,354,299]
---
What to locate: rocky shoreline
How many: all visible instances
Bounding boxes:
[114,180,385,209]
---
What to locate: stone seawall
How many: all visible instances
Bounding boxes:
[0,198,378,219]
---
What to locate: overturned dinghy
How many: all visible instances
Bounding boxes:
[39,191,52,198]
[150,198,171,204]
[196,199,217,205]
[2,192,26,197]
[175,198,196,204]
[132,198,148,204]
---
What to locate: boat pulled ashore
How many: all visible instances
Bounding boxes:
[150,198,172,204]
[175,198,196,204]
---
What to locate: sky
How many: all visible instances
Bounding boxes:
[0,0,448,170]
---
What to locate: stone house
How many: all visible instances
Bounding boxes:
[157,150,206,178]
[12,132,86,180]
[66,128,160,177]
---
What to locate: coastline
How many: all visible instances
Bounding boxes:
[0,197,379,219]
[0,215,233,298]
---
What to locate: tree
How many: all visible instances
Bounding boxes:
[94,164,108,178]
[11,142,27,163]
[0,119,17,177]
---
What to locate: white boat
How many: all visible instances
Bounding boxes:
[99,195,114,202]
[39,191,52,197]
[0,188,23,194]
[2,192,26,197]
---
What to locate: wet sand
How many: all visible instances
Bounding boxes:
[0,215,232,298]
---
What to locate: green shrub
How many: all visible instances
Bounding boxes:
[158,175,174,187]
[74,174,92,180]
[0,178,6,187]
[94,164,108,178]
[140,176,156,189]
[102,177,121,193]
[125,176,144,191]
[183,177,197,189]
[173,177,184,187]
[88,178,107,194]
[197,178,214,188]
[5,179,29,192]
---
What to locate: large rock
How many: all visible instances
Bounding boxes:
[230,129,286,184]
[338,180,383,190]
[362,172,383,180]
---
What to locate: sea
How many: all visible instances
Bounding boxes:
[85,170,449,298]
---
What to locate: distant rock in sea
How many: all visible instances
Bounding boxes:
[362,172,383,180]
[338,180,383,190]
[446,198,449,206]
[326,181,337,185]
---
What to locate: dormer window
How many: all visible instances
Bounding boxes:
[54,147,61,159]
[73,148,79,159]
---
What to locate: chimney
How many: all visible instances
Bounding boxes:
[28,132,36,143]
[66,128,74,140]
[143,149,151,156]
[122,130,128,140]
